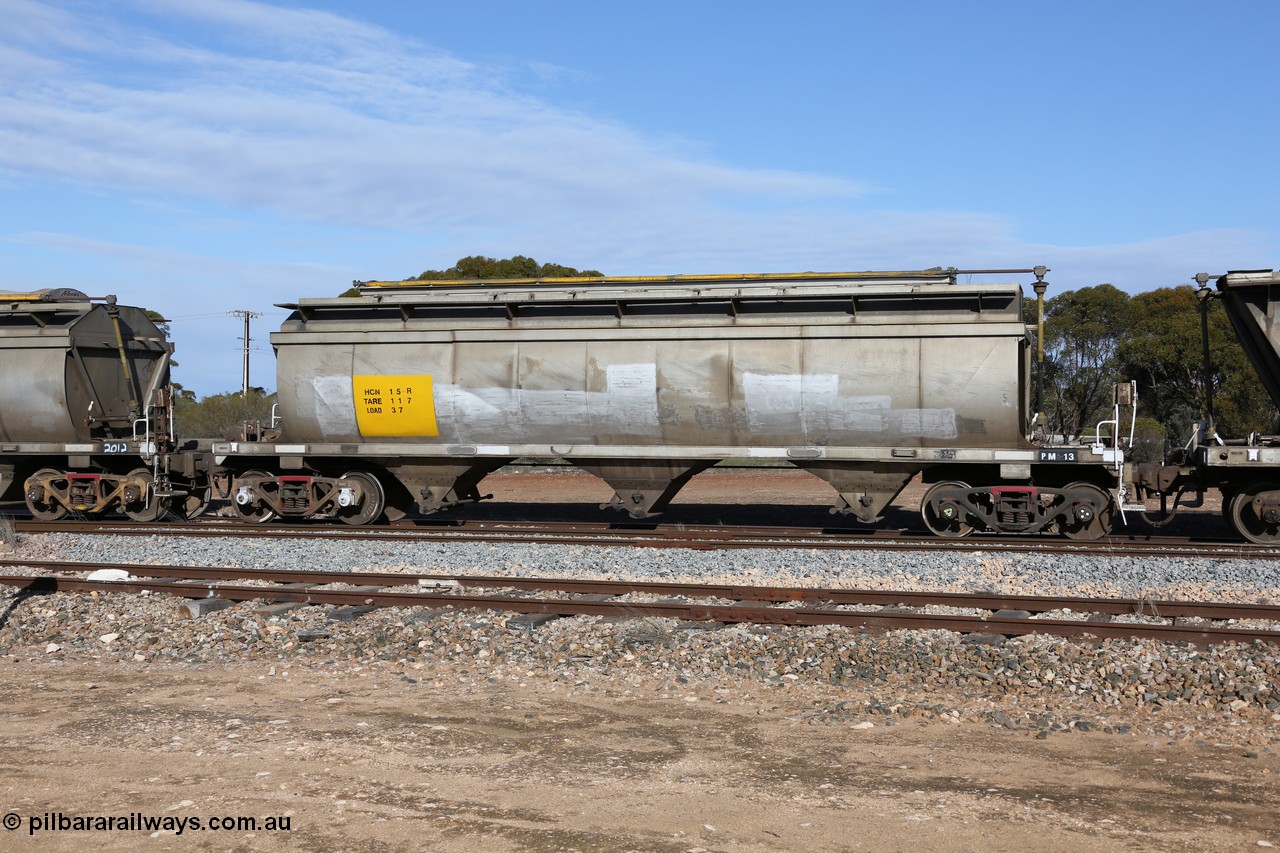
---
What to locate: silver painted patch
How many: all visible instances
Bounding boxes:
[742,372,956,439]
[438,362,661,442]
[313,376,356,434]
[592,363,660,433]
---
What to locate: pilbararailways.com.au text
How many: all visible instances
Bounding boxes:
[4,810,292,836]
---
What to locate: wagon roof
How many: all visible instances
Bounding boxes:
[280,267,1037,310]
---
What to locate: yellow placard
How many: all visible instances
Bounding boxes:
[352,375,439,437]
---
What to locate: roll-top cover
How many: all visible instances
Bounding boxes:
[0,298,172,442]
[1216,269,1280,409]
[0,288,91,301]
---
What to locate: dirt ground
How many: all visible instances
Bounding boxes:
[2,468,1273,852]
[0,658,1277,853]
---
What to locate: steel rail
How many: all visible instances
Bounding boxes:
[9,518,1278,560]
[0,559,1275,621]
[0,563,1274,645]
[0,574,1276,645]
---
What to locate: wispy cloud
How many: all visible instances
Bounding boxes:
[0,0,867,236]
[8,230,334,284]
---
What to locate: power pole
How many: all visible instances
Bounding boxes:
[229,310,262,396]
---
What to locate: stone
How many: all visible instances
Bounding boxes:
[505,614,561,632]
[178,599,233,619]
[990,711,1018,729]
[327,606,378,623]
[962,633,1006,646]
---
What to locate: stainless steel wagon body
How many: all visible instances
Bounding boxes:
[0,289,200,519]
[209,268,1124,529]
[0,289,171,444]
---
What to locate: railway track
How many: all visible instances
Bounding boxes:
[10,516,1280,561]
[1,559,1277,646]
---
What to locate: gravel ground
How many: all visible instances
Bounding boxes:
[3,529,1279,749]
[21,529,1280,600]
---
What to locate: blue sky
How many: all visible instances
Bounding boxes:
[2,0,1276,396]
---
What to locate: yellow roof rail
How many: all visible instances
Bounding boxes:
[355,268,972,289]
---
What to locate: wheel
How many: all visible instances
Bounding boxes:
[921,481,976,538]
[24,468,68,521]
[1057,482,1115,540]
[1229,483,1280,544]
[336,472,386,526]
[231,470,277,524]
[122,468,171,522]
